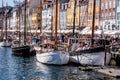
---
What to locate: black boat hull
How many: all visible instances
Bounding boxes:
[79,46,105,53]
[12,45,36,57]
[70,46,105,56]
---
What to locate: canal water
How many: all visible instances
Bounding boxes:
[0,48,118,80]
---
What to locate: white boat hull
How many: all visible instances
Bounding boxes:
[0,41,11,47]
[70,52,111,66]
[36,51,69,65]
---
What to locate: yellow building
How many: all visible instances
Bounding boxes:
[31,12,37,29]
[87,0,100,29]
[31,5,42,30]
[66,0,80,28]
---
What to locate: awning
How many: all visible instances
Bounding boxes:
[94,30,102,34]
[80,27,91,34]
[103,30,118,35]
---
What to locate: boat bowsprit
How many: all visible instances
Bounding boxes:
[69,46,111,66]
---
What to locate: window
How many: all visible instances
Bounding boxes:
[113,1,115,8]
[65,3,67,9]
[117,0,120,7]
[68,2,71,8]
[96,0,100,6]
[109,12,111,19]
[77,0,79,6]
[117,13,120,20]
[113,12,115,19]
[88,2,92,7]
[43,5,45,9]
[109,1,112,8]
[95,13,99,19]
[106,1,108,9]
[101,3,104,10]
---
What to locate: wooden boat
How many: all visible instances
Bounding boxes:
[12,45,36,57]
[35,39,70,65]
[12,0,36,57]
[12,45,30,56]
[69,0,111,66]
[36,0,69,65]
[69,46,111,66]
[36,51,69,65]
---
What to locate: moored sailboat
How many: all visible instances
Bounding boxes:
[12,0,36,57]
[0,1,11,47]
[69,45,111,66]
[69,0,111,66]
[36,0,69,65]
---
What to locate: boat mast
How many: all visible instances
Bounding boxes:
[19,0,21,46]
[24,0,27,45]
[39,0,42,34]
[73,0,77,35]
[1,0,4,39]
[5,3,8,41]
[51,1,53,37]
[54,0,58,50]
[91,0,96,47]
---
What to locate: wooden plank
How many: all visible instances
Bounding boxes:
[79,66,102,71]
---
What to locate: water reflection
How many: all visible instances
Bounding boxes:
[0,48,119,80]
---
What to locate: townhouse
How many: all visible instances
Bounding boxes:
[100,0,116,31]
[116,0,120,30]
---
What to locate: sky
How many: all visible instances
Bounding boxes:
[0,0,24,7]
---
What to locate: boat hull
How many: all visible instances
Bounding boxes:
[12,45,36,57]
[0,41,11,47]
[36,51,69,65]
[70,52,111,66]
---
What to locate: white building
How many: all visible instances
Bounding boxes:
[42,3,52,30]
[100,0,116,32]
[59,1,69,29]
[60,11,66,29]
[116,0,120,30]
[59,3,67,30]
[10,8,17,30]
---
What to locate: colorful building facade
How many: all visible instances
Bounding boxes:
[116,0,120,30]
[87,0,100,29]
[100,0,116,31]
[59,2,67,29]
[66,0,80,28]
[42,2,52,30]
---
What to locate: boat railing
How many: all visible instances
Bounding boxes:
[105,44,120,55]
[69,45,105,56]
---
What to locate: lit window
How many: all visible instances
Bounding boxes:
[109,1,112,8]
